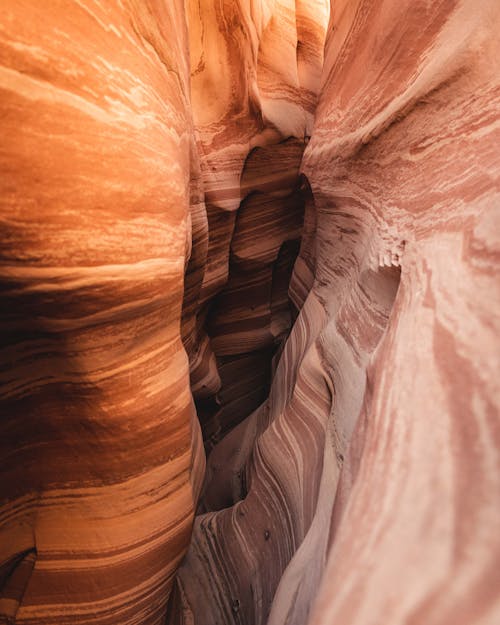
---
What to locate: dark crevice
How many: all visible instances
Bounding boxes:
[189,139,308,458]
[0,548,37,623]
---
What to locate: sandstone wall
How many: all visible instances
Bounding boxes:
[1,1,499,624]
[174,1,500,624]
[182,0,329,451]
[0,3,204,623]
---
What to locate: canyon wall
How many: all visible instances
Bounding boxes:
[182,0,329,452]
[1,1,499,625]
[301,1,500,623]
[174,0,500,624]
[0,2,204,623]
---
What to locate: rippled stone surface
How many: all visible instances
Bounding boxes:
[175,1,500,624]
[0,3,204,623]
[303,2,500,623]
[1,1,499,624]
[182,0,329,453]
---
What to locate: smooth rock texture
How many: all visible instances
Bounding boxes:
[303,1,500,623]
[1,1,499,625]
[0,2,204,624]
[182,0,329,452]
[174,0,500,624]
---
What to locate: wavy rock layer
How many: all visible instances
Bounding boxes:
[1,1,500,625]
[0,3,204,624]
[0,0,329,623]
[173,1,500,624]
[304,1,500,623]
[181,0,329,453]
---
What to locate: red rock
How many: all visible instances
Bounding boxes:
[0,2,204,623]
[1,1,499,624]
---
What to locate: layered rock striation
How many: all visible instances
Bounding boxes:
[0,2,204,623]
[174,0,500,623]
[1,1,499,625]
[182,0,329,452]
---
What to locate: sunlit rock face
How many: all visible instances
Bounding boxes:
[0,2,204,624]
[1,1,500,625]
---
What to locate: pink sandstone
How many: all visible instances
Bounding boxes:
[0,1,499,624]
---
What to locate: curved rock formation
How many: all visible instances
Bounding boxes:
[303,1,500,623]
[182,0,329,453]
[174,0,500,624]
[1,1,499,624]
[0,2,204,623]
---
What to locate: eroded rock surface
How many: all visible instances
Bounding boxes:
[0,2,204,623]
[182,0,329,453]
[1,1,499,625]
[174,1,500,624]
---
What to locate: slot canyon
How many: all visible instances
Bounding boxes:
[1,1,499,624]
